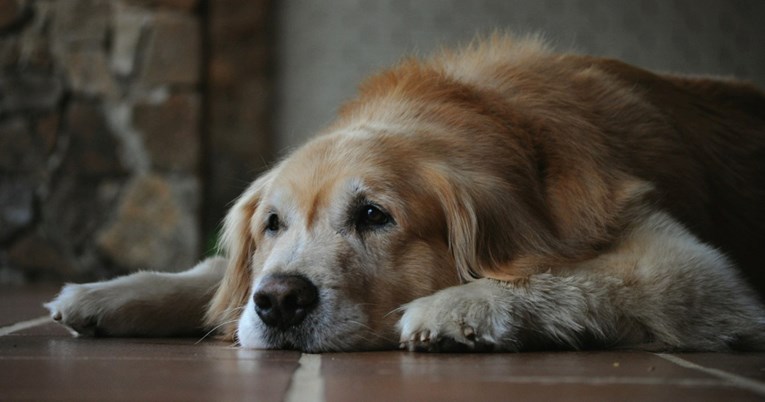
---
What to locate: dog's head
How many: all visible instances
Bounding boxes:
[210,128,474,351]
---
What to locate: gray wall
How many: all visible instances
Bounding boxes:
[274,0,765,150]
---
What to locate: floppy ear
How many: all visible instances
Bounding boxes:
[204,170,275,340]
[428,159,653,283]
[425,168,481,282]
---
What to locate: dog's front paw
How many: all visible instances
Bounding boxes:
[397,279,516,352]
[45,283,122,336]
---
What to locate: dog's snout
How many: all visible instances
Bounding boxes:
[253,275,318,329]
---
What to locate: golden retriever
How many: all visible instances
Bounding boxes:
[46,36,765,352]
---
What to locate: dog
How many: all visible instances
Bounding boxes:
[46,35,765,353]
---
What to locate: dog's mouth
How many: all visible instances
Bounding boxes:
[238,283,400,352]
[257,325,317,351]
[249,313,397,352]
[238,272,403,351]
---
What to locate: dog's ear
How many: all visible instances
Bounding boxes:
[424,168,482,281]
[205,170,275,340]
[427,157,652,282]
[424,164,553,282]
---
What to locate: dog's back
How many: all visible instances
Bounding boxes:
[425,39,765,294]
[586,58,765,294]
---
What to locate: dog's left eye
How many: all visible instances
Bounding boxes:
[356,205,392,229]
[266,213,280,232]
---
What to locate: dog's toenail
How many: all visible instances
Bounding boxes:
[463,326,475,340]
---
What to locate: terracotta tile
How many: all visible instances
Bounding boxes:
[321,351,713,380]
[323,379,762,402]
[0,335,293,362]
[0,356,297,401]
[320,352,763,402]
[0,335,300,401]
[3,287,765,401]
[671,353,765,381]
[7,321,72,337]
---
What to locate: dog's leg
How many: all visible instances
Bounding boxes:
[45,257,227,337]
[399,212,765,352]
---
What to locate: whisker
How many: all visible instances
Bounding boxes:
[196,304,249,344]
[346,320,398,343]
[383,305,407,319]
[195,319,239,344]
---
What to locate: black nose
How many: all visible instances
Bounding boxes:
[253,274,319,329]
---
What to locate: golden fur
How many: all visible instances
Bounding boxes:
[48,36,765,352]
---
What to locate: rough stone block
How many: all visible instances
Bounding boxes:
[140,12,200,86]
[0,0,20,29]
[133,93,200,172]
[0,175,35,242]
[61,49,118,97]
[0,71,63,112]
[62,102,128,177]
[0,117,46,175]
[42,176,123,255]
[0,39,19,67]
[7,231,75,279]
[96,174,200,272]
[0,0,29,32]
[18,34,53,70]
[51,0,110,47]
[13,0,55,69]
[122,0,198,11]
[111,7,150,76]
[33,112,60,157]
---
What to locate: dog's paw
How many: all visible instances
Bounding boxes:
[44,283,122,336]
[397,279,516,352]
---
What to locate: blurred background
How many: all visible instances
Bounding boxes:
[1,0,763,284]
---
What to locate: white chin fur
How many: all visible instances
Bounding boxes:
[236,300,270,349]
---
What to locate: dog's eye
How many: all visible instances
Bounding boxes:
[266,213,280,232]
[356,205,391,229]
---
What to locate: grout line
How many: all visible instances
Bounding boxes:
[656,353,765,396]
[0,316,52,336]
[470,376,726,387]
[284,353,325,402]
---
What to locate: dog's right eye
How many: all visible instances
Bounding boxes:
[355,204,393,231]
[266,214,280,232]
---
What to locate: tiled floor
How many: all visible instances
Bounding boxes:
[1,287,764,401]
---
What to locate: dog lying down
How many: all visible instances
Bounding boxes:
[46,36,765,353]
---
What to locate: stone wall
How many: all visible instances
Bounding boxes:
[0,0,205,283]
